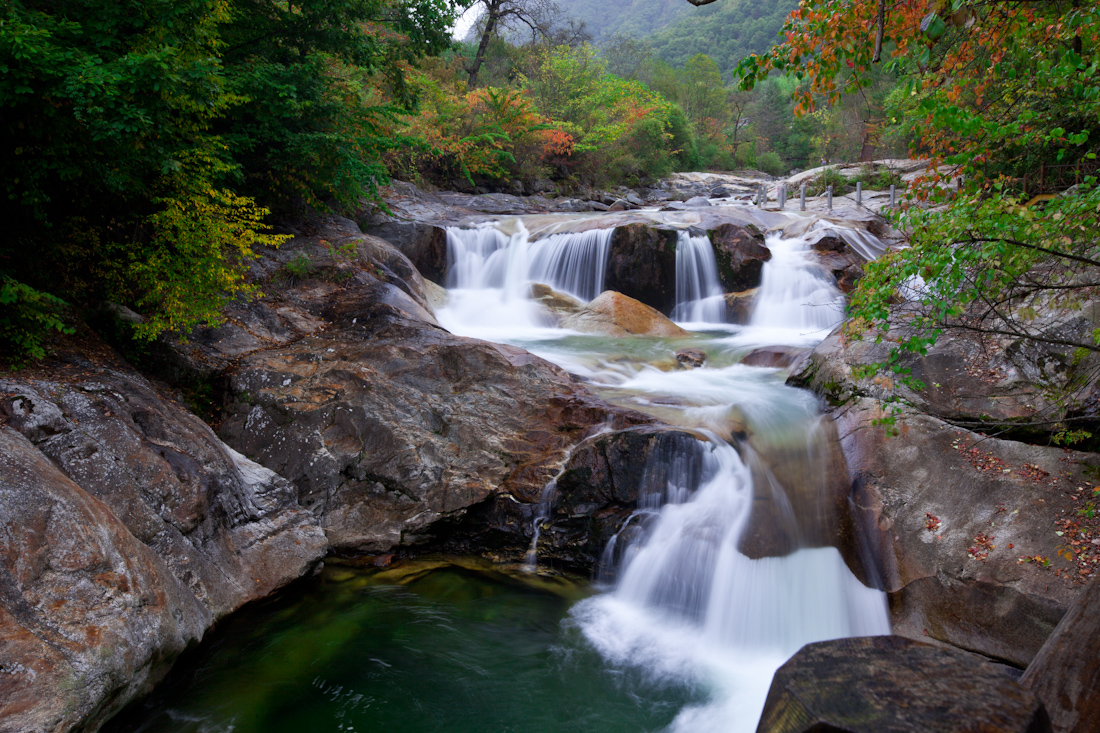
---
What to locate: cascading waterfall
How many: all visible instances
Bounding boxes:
[671,231,728,324]
[437,211,890,732]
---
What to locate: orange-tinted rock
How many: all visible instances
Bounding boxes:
[561,291,690,338]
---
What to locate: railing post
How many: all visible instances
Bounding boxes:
[778,184,786,209]
[889,184,896,207]
[827,185,833,210]
[855,181,862,206]
[800,184,806,211]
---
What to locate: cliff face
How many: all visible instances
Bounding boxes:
[0,356,327,733]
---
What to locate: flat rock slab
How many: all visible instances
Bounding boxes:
[758,636,1051,733]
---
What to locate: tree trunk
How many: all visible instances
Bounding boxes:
[466,0,501,88]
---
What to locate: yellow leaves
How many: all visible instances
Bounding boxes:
[128,188,288,340]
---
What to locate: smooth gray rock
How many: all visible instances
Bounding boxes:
[758,636,1052,733]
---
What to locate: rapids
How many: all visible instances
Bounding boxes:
[438,208,891,731]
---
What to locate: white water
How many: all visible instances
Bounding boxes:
[671,231,728,324]
[437,214,889,732]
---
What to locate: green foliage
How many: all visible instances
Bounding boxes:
[1,0,455,362]
[0,278,74,364]
[755,151,786,176]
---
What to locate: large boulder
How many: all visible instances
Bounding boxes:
[1021,576,1100,732]
[603,224,679,312]
[560,290,689,338]
[424,427,708,572]
[829,397,1097,667]
[709,222,771,292]
[758,636,1052,733]
[147,218,657,556]
[0,355,326,732]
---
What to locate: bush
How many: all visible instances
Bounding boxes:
[756,151,787,177]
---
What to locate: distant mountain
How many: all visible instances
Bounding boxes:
[554,0,796,76]
[647,0,798,75]
[554,0,693,42]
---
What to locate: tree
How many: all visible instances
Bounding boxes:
[1,0,457,360]
[464,0,557,86]
[729,0,1100,440]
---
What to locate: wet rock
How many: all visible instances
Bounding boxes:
[0,356,326,732]
[758,636,1052,733]
[709,222,771,292]
[675,348,707,368]
[725,288,758,324]
[604,224,679,312]
[365,222,449,285]
[1021,576,1100,732]
[560,291,690,338]
[829,397,1096,666]
[684,196,711,207]
[607,199,630,211]
[808,233,866,293]
[433,428,708,571]
[530,283,583,317]
[742,346,809,369]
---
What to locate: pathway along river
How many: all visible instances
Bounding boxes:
[107,208,891,733]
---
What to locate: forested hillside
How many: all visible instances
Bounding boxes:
[647,0,797,73]
[552,0,690,41]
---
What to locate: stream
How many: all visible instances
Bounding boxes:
[107,207,891,732]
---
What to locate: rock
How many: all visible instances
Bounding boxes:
[758,636,1052,733]
[709,186,732,198]
[428,428,708,572]
[788,312,1097,436]
[675,348,707,368]
[589,201,610,211]
[807,232,866,293]
[742,346,808,369]
[626,192,645,206]
[827,397,1096,667]
[530,283,583,317]
[608,199,629,211]
[560,291,690,338]
[684,196,712,207]
[0,355,326,732]
[709,222,771,292]
[604,224,679,312]
[1021,576,1100,732]
[725,288,758,324]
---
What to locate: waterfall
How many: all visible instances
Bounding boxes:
[745,233,847,341]
[671,231,728,324]
[574,430,889,733]
[446,222,614,302]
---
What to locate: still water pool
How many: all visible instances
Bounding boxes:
[103,560,702,733]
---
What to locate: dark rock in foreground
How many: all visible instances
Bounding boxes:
[1021,576,1100,732]
[758,636,1051,733]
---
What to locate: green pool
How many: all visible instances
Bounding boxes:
[103,558,701,733]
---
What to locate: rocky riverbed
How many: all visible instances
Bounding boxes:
[2,175,1098,732]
